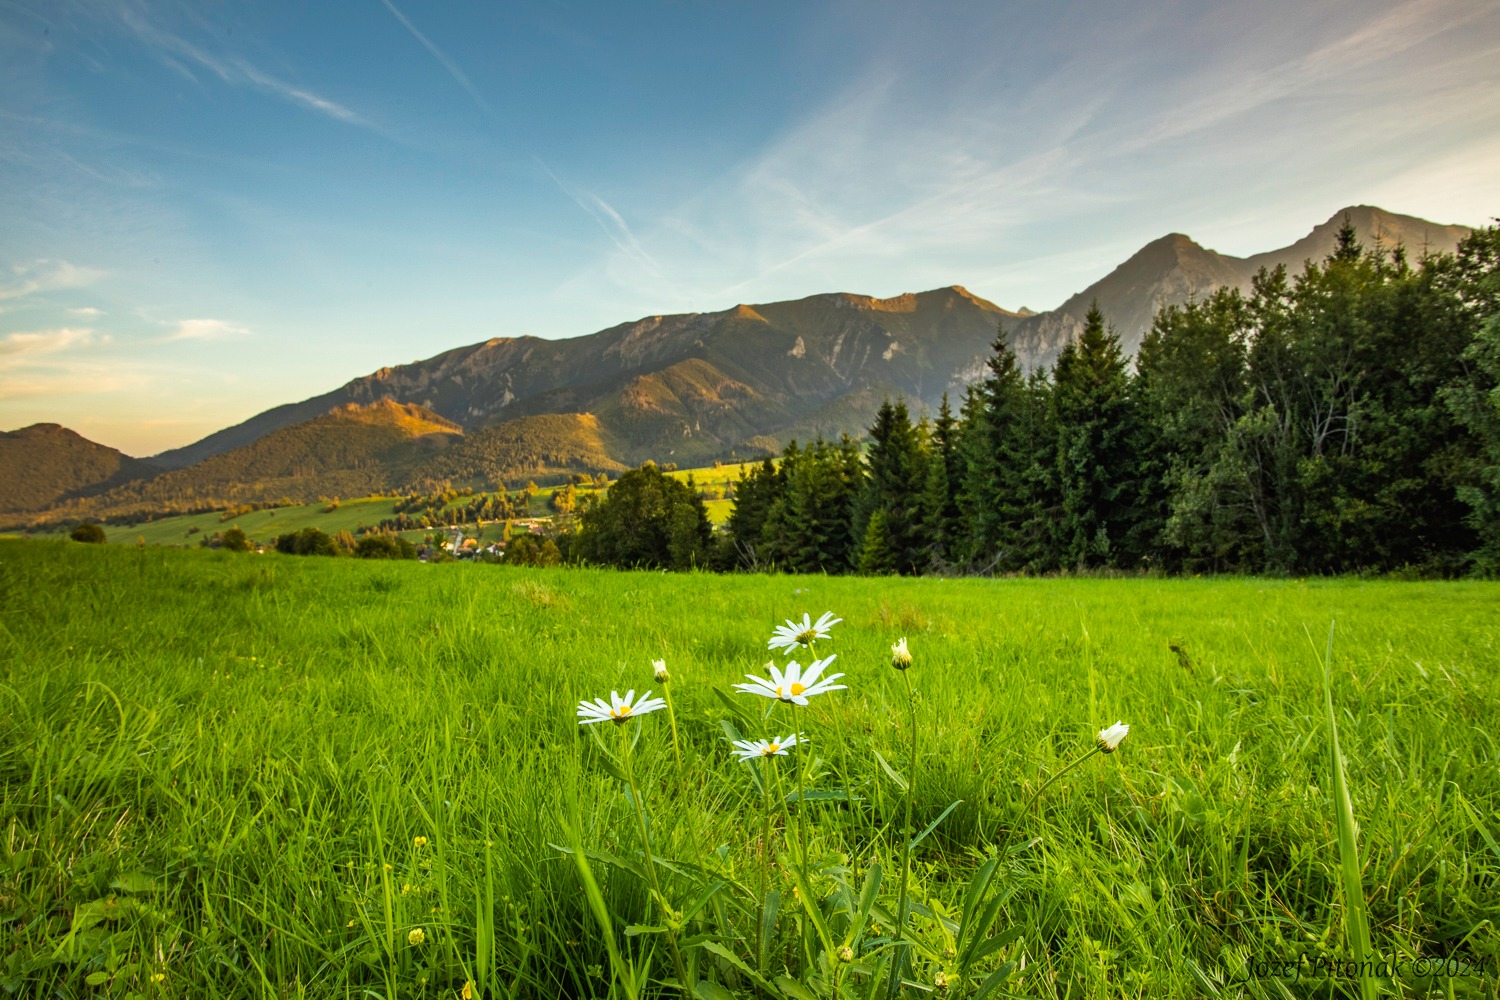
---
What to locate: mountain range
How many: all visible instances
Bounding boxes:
[0,206,1474,522]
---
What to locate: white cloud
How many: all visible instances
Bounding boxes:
[164,318,250,341]
[0,260,104,303]
[0,326,102,359]
[68,306,105,317]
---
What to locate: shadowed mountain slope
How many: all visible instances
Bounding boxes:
[94,401,461,510]
[0,424,160,514]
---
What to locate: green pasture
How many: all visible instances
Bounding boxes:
[26,459,745,548]
[1,539,1496,998]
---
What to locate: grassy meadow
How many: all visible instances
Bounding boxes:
[1,538,1497,998]
[20,460,752,548]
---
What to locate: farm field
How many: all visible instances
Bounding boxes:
[17,459,751,548]
[1,539,1497,998]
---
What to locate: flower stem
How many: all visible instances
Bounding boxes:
[888,669,918,1000]
[662,682,683,771]
[619,726,690,992]
[757,755,774,968]
[793,715,809,875]
[1025,744,1103,815]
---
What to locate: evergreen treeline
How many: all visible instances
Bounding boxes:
[703,221,1498,576]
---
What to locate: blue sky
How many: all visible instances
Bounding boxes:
[2,0,1498,456]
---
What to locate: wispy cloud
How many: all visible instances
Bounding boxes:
[0,363,147,400]
[555,0,1500,315]
[113,4,367,128]
[163,318,250,342]
[0,326,103,359]
[378,0,497,119]
[68,306,104,318]
[0,259,104,303]
[538,160,666,282]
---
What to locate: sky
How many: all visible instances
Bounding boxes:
[2,0,1498,456]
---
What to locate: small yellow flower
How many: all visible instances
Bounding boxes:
[934,970,951,992]
[347,918,356,928]
[151,973,166,984]
[383,863,393,872]
[461,981,475,1000]
[408,927,426,946]
[413,835,428,848]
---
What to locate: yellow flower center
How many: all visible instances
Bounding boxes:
[791,683,806,696]
[796,628,818,645]
[611,704,632,719]
[763,743,781,755]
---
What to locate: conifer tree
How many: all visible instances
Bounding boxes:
[1051,303,1137,570]
[856,399,928,575]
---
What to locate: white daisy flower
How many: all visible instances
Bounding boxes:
[652,659,669,682]
[1096,721,1130,752]
[576,689,668,726]
[891,636,911,670]
[767,611,842,653]
[734,655,845,706]
[730,733,804,761]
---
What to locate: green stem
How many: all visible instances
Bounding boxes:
[794,712,809,875]
[662,682,683,772]
[757,755,773,968]
[888,669,918,1000]
[620,726,691,992]
[1025,744,1104,815]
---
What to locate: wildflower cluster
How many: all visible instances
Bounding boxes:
[569,608,1132,998]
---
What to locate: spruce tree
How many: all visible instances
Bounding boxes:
[1051,303,1137,570]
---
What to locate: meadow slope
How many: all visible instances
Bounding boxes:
[0,540,1496,997]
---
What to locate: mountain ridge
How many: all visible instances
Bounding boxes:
[3,205,1478,522]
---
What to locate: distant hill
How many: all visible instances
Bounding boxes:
[0,424,159,515]
[89,401,461,512]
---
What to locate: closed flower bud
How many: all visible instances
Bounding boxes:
[934,971,950,992]
[891,637,912,670]
[653,659,669,682]
[1097,721,1130,753]
[837,945,854,963]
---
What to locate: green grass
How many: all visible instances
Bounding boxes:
[1,539,1497,998]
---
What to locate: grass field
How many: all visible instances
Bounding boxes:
[1,539,1496,998]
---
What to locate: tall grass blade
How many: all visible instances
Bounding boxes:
[1320,621,1378,1000]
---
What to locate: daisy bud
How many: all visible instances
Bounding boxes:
[891,637,912,670]
[1097,721,1130,753]
[934,971,950,992]
[653,659,669,683]
[837,946,854,963]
